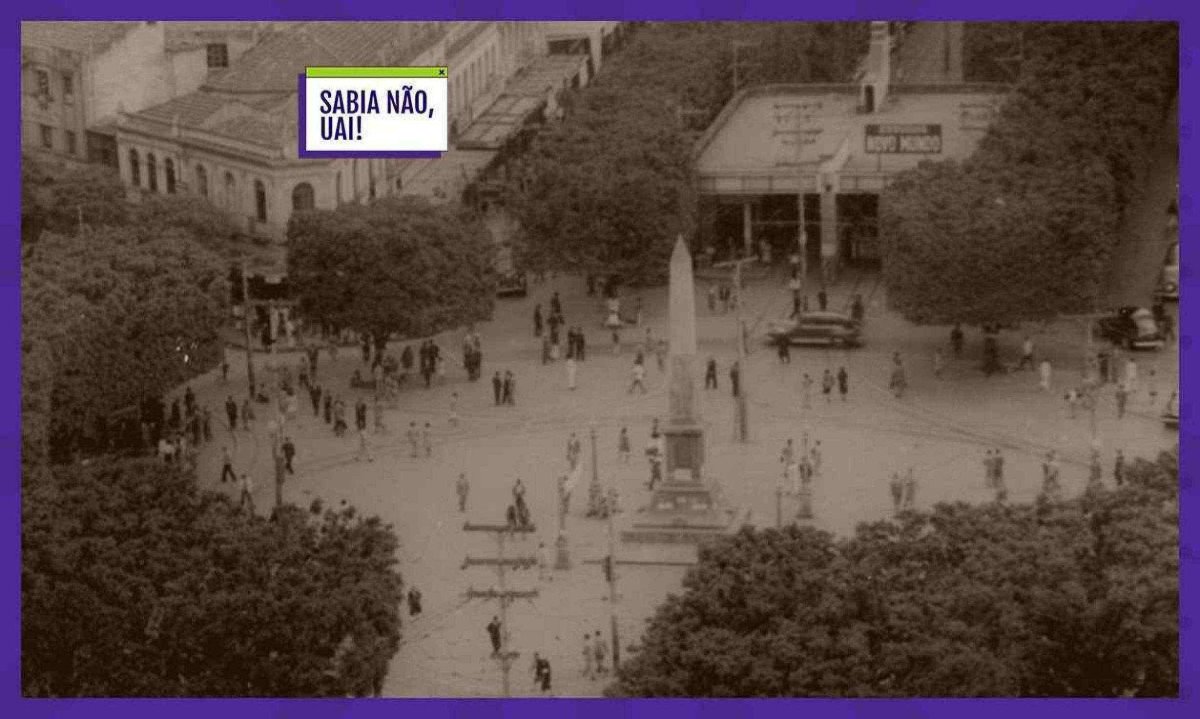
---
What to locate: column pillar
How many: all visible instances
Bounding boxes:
[742,200,753,257]
[820,175,839,284]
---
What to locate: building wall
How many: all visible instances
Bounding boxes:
[85,23,169,125]
[21,45,89,160]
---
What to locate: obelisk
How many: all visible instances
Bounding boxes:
[664,236,705,481]
[624,236,736,544]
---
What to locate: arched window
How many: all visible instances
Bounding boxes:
[164,158,176,194]
[128,149,141,187]
[195,164,208,198]
[146,153,158,192]
[254,180,267,222]
[224,172,236,210]
[292,182,315,212]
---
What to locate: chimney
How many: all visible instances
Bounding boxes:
[862,21,891,113]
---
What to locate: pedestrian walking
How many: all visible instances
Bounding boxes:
[1042,451,1062,500]
[1017,336,1035,371]
[837,366,848,401]
[730,361,741,398]
[810,440,823,478]
[618,427,632,463]
[322,391,333,425]
[950,323,964,358]
[355,428,374,462]
[593,632,608,675]
[407,587,423,617]
[611,328,621,356]
[220,446,236,483]
[566,356,578,390]
[889,357,907,399]
[1088,449,1103,489]
[705,357,718,390]
[1066,387,1080,419]
[532,653,552,694]
[777,337,791,364]
[1116,383,1129,419]
[655,339,667,373]
[221,358,229,383]
[889,472,903,514]
[238,473,255,512]
[780,438,796,468]
[201,407,213,442]
[550,291,562,317]
[224,396,238,432]
[628,360,648,394]
[241,398,254,430]
[1039,360,1052,392]
[503,371,516,405]
[512,477,527,505]
[537,541,550,581]
[933,349,945,379]
[282,436,296,474]
[355,399,368,433]
[309,384,322,417]
[821,369,834,404]
[492,371,503,405]
[407,422,419,458]
[801,373,813,409]
[902,468,916,511]
[534,304,543,337]
[422,422,433,457]
[455,472,470,512]
[487,617,502,656]
[582,635,595,679]
[1114,449,1126,486]
[646,432,663,490]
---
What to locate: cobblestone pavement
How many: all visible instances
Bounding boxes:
[180,257,1178,697]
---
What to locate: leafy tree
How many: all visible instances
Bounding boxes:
[611,451,1177,697]
[882,23,1177,325]
[506,23,868,286]
[286,196,497,346]
[22,229,229,462]
[22,458,405,697]
[21,153,130,245]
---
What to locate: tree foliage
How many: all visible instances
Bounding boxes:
[506,23,869,286]
[286,196,497,341]
[22,229,229,462]
[612,451,1178,698]
[882,23,1178,325]
[22,459,405,697]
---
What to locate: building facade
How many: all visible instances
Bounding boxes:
[114,22,623,246]
[21,21,263,167]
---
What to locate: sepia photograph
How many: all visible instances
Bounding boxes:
[20,19,1179,698]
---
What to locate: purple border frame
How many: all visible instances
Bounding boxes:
[6,2,1195,718]
[296,74,443,159]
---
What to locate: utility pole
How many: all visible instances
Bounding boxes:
[774,102,821,302]
[463,522,539,697]
[555,475,572,570]
[605,475,620,671]
[732,259,751,443]
[240,262,256,399]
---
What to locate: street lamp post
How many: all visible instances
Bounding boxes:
[733,260,750,443]
[555,475,571,570]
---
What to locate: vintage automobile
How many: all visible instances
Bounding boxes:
[1095,306,1165,350]
[765,311,862,348]
[496,271,528,298]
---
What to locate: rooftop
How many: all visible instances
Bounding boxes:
[455,54,588,150]
[162,21,265,53]
[204,22,446,95]
[695,83,1010,183]
[21,21,139,55]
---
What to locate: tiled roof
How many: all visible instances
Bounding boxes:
[21,21,139,55]
[204,22,447,94]
[129,89,291,148]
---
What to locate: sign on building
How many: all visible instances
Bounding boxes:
[864,124,942,154]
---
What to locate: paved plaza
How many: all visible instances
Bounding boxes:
[184,261,1178,697]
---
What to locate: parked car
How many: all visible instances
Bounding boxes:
[496,271,528,298]
[765,311,862,348]
[1095,306,1165,350]
[1155,240,1178,301]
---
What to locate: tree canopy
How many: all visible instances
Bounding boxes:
[505,23,869,286]
[286,196,497,342]
[882,23,1178,325]
[612,451,1178,698]
[22,459,405,697]
[23,228,229,462]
